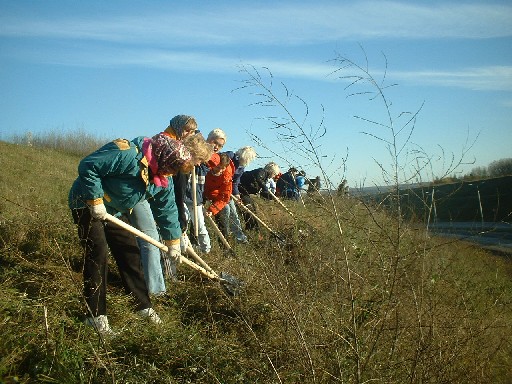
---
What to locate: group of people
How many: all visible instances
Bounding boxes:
[68,114,313,335]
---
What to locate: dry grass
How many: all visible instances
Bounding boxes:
[1,140,511,383]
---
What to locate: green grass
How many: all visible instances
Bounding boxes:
[1,140,511,383]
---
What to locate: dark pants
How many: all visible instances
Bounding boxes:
[240,194,259,230]
[71,208,151,317]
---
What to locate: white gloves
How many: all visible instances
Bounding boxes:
[165,241,182,265]
[88,202,107,220]
[180,233,190,253]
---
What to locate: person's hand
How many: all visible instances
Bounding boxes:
[87,201,107,220]
[180,232,190,253]
[164,241,182,265]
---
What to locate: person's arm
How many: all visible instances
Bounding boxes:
[231,166,244,196]
[78,139,137,203]
[172,172,188,232]
[149,181,182,241]
[255,169,273,199]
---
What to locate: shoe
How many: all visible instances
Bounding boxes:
[138,307,162,324]
[236,235,248,244]
[84,315,117,336]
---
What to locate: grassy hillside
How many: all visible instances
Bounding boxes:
[1,140,511,383]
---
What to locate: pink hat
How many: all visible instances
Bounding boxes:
[150,133,192,175]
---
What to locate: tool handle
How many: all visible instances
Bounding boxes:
[204,211,232,250]
[191,167,199,237]
[231,195,282,240]
[268,190,296,219]
[104,213,219,280]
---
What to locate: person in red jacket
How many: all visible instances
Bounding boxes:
[204,153,235,238]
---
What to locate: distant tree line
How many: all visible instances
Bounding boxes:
[434,158,512,185]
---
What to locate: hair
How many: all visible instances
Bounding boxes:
[218,153,231,167]
[206,128,227,142]
[181,133,214,173]
[236,146,257,167]
[264,162,281,178]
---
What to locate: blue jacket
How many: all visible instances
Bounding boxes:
[224,151,245,196]
[68,136,181,241]
[277,171,304,199]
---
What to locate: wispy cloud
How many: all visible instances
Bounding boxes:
[15,42,511,92]
[391,66,512,91]
[1,1,511,45]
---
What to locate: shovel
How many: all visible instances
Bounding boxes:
[204,211,237,257]
[268,190,296,219]
[104,213,244,296]
[231,195,285,242]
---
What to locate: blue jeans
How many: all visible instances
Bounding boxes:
[185,201,211,253]
[129,200,166,295]
[219,198,247,241]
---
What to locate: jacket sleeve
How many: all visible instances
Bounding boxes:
[231,166,245,196]
[77,141,136,202]
[172,172,188,231]
[207,164,234,215]
[256,169,273,199]
[149,181,182,241]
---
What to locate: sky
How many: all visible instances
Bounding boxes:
[1,0,511,189]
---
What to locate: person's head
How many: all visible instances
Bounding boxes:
[149,133,192,177]
[208,153,230,176]
[236,146,257,167]
[165,115,198,139]
[182,133,214,173]
[206,128,227,152]
[288,167,298,174]
[264,162,281,179]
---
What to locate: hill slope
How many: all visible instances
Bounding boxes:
[1,140,511,383]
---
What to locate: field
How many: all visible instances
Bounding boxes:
[1,140,512,383]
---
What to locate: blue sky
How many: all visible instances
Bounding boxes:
[1,1,511,188]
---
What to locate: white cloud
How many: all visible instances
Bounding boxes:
[392,66,512,91]
[1,1,511,45]
[23,42,512,92]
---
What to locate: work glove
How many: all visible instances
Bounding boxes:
[164,239,182,265]
[180,232,190,253]
[87,199,107,220]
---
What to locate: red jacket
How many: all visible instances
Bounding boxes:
[204,160,235,215]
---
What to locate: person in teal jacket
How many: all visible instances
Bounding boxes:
[68,132,209,335]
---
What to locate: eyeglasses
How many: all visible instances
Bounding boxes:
[211,139,224,149]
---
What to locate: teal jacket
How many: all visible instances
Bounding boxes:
[68,136,181,241]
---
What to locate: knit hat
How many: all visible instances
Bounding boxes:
[143,133,192,187]
[206,128,227,142]
[166,115,197,139]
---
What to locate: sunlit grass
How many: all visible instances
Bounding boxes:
[1,137,511,383]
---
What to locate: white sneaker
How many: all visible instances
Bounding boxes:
[138,308,162,324]
[84,315,117,336]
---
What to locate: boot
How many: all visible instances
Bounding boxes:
[84,315,117,336]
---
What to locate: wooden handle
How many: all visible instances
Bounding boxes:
[268,190,296,219]
[231,196,282,239]
[204,210,232,250]
[191,167,199,237]
[104,213,220,280]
